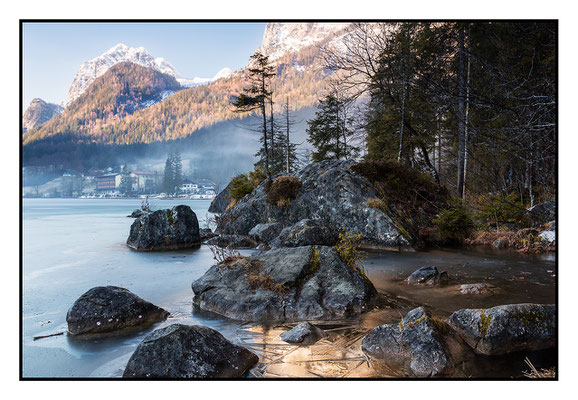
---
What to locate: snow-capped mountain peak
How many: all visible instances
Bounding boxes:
[257,23,352,61]
[63,43,182,107]
[178,67,234,88]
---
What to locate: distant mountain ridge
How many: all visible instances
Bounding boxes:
[23,23,356,166]
[22,98,63,133]
[62,43,232,107]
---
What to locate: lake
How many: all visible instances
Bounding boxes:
[22,198,556,378]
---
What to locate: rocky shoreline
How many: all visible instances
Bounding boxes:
[59,160,556,379]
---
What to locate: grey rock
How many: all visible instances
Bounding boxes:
[459,283,492,295]
[270,219,338,248]
[280,322,327,345]
[128,209,146,218]
[217,160,411,249]
[192,246,377,322]
[66,286,169,335]
[208,183,232,214]
[527,201,556,227]
[448,303,556,355]
[126,205,200,251]
[362,307,449,377]
[204,234,258,249]
[249,222,284,244]
[199,228,217,242]
[407,266,448,285]
[123,324,259,378]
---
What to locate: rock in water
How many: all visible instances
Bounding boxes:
[66,286,169,335]
[123,324,259,378]
[406,266,448,285]
[126,205,200,251]
[192,246,377,321]
[248,222,284,244]
[538,222,556,245]
[362,307,449,377]
[270,219,338,248]
[459,283,492,295]
[217,160,411,249]
[448,303,556,355]
[280,322,327,345]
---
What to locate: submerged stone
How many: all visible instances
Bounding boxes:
[407,266,448,285]
[280,322,327,345]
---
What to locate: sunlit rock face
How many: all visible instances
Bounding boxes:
[66,286,169,335]
[192,246,377,322]
[257,23,352,61]
[22,98,63,133]
[123,324,259,378]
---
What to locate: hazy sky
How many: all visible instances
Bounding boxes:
[22,22,267,106]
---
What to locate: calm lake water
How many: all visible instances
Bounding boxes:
[22,198,556,378]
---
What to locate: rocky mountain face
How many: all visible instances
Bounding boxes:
[257,22,351,61]
[22,98,63,133]
[62,43,182,107]
[24,62,181,145]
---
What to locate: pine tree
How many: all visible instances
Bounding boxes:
[172,150,183,194]
[306,93,357,162]
[118,165,133,196]
[163,152,175,195]
[232,52,276,182]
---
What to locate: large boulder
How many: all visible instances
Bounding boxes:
[217,160,411,249]
[208,183,232,214]
[448,303,556,355]
[192,246,377,321]
[123,324,259,378]
[361,307,449,377]
[406,266,448,285]
[270,219,338,248]
[527,200,556,227]
[66,286,169,335]
[248,222,284,244]
[126,205,200,251]
[280,322,327,345]
[204,234,258,249]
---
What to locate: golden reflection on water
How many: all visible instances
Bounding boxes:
[237,309,405,378]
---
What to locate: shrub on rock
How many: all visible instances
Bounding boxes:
[266,176,302,208]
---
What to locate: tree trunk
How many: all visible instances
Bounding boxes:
[261,75,271,182]
[462,41,471,199]
[285,97,290,173]
[456,26,466,198]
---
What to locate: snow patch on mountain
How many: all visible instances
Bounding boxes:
[178,67,234,88]
[257,23,352,61]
